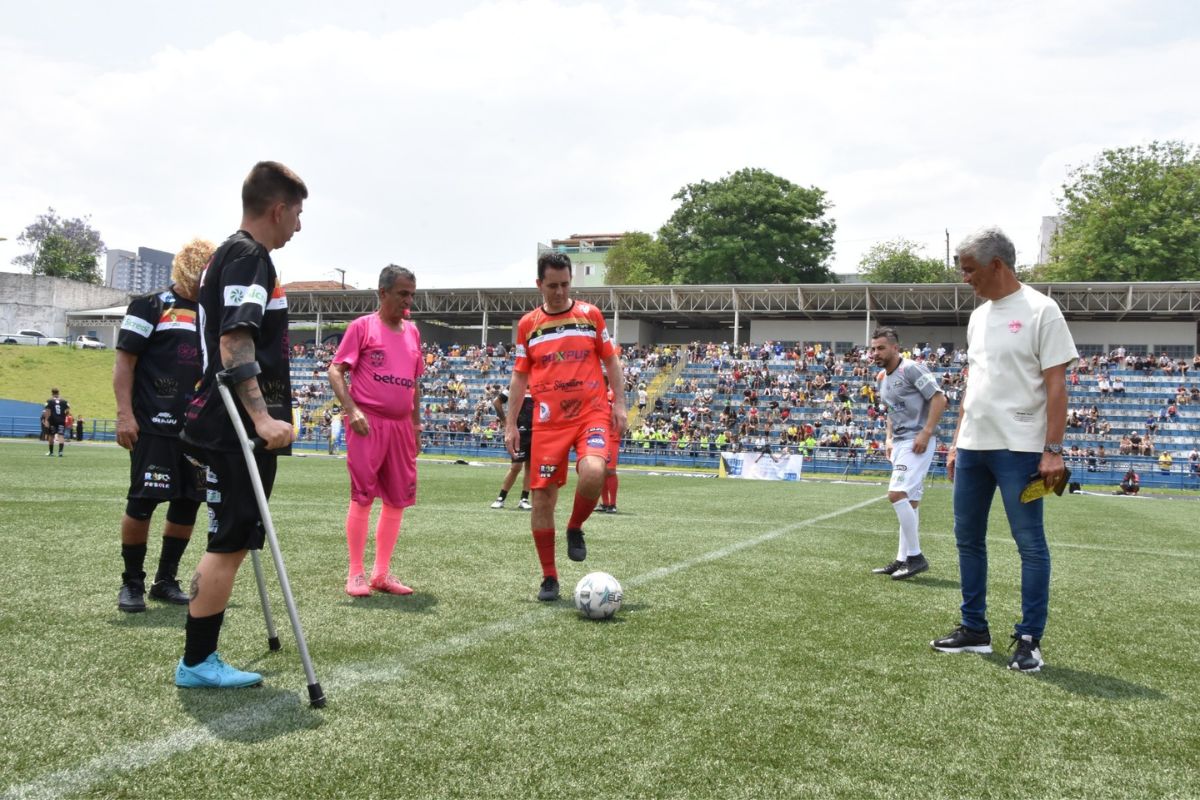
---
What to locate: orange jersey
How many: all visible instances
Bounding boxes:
[513,300,615,429]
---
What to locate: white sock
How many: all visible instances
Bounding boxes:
[893,499,921,558]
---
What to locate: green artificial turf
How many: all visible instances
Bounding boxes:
[0,441,1197,799]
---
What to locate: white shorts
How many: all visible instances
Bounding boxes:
[888,439,934,501]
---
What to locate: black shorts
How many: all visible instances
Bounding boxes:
[511,429,532,464]
[202,448,277,554]
[49,424,67,436]
[128,433,207,502]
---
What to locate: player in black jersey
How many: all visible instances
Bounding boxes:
[175,161,305,690]
[44,389,70,457]
[490,387,533,509]
[113,239,212,612]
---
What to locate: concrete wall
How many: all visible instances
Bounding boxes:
[0,272,131,338]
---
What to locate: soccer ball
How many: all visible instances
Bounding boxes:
[573,571,623,620]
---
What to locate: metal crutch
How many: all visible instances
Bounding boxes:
[216,365,326,708]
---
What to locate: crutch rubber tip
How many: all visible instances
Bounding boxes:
[308,683,326,708]
[268,636,282,652]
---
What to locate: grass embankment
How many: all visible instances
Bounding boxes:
[0,346,119,419]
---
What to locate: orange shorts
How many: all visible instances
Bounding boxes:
[606,428,620,471]
[530,416,612,489]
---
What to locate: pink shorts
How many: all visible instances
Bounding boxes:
[346,413,418,508]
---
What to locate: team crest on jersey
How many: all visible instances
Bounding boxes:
[1008,319,1023,333]
[538,402,551,422]
[157,307,197,332]
[369,349,386,367]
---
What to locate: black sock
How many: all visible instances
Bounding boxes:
[49,442,54,454]
[520,490,529,500]
[497,489,508,501]
[121,544,147,584]
[58,443,63,454]
[155,536,191,583]
[183,611,225,667]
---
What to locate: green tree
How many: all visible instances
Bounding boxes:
[1045,141,1200,281]
[603,231,671,285]
[658,167,836,284]
[857,238,953,283]
[13,208,105,284]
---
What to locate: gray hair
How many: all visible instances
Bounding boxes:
[378,264,416,291]
[955,226,1016,271]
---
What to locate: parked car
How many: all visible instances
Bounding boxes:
[72,335,107,350]
[0,329,67,346]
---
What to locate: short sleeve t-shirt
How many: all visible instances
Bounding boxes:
[878,358,942,442]
[513,300,615,429]
[332,313,424,420]
[44,396,70,425]
[184,230,293,453]
[116,287,202,437]
[959,284,1079,452]
[498,389,534,431]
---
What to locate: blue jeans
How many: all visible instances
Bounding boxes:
[952,448,1051,639]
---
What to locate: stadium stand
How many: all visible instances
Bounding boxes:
[3,339,1196,489]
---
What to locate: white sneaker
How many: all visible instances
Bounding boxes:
[490,498,505,509]
[517,498,533,510]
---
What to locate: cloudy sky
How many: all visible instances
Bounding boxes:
[1,0,1197,290]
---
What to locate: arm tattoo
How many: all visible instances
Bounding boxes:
[223,332,269,417]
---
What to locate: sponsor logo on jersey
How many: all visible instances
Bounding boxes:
[560,398,582,419]
[224,284,269,308]
[151,412,178,426]
[601,329,611,343]
[541,349,590,365]
[539,464,557,478]
[586,434,606,448]
[587,426,605,434]
[553,378,585,392]
[1008,319,1023,333]
[372,373,414,388]
[157,307,197,332]
[893,464,908,472]
[538,402,551,422]
[514,344,526,359]
[120,315,154,338]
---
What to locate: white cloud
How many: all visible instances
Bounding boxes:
[1,0,1197,288]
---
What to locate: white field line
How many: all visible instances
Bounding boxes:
[1,495,882,800]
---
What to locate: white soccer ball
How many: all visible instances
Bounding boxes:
[573,571,623,620]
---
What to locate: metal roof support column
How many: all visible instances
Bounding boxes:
[610,289,619,345]
[315,308,322,347]
[481,309,489,347]
[732,287,740,348]
[864,286,871,346]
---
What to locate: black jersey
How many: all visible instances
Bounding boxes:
[499,390,534,431]
[184,230,293,453]
[44,396,70,425]
[116,286,202,437]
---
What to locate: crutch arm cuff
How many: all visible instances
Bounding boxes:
[217,361,262,387]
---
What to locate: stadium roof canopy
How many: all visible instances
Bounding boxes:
[285,281,1200,330]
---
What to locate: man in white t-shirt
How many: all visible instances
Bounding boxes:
[931,226,1078,674]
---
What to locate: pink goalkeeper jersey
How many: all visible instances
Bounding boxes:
[333,314,424,420]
